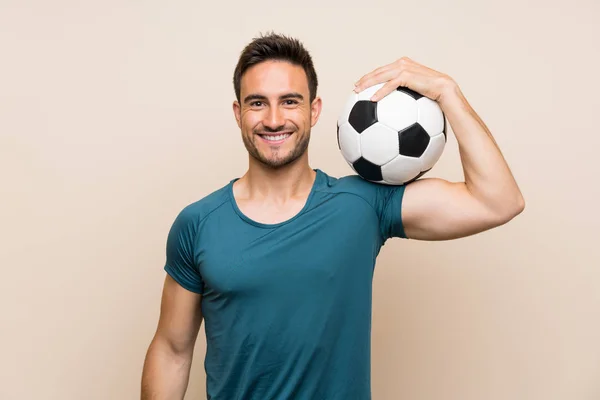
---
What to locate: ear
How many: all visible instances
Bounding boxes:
[233,100,242,129]
[310,96,323,128]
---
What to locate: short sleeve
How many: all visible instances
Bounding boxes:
[163,207,204,294]
[375,183,407,241]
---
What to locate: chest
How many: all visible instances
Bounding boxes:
[196,200,382,300]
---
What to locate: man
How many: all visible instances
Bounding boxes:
[141,33,524,399]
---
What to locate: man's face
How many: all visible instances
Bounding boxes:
[233,60,322,169]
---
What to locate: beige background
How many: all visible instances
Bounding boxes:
[1,0,599,399]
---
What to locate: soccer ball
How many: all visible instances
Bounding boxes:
[337,83,447,185]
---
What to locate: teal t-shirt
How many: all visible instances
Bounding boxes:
[164,169,407,400]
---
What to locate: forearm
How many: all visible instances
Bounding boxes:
[439,82,525,217]
[141,337,194,400]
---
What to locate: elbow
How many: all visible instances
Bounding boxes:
[516,193,526,214]
[496,192,525,225]
[511,191,526,217]
[151,333,195,360]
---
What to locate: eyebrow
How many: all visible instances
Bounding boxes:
[243,92,304,104]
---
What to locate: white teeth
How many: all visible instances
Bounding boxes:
[263,133,291,141]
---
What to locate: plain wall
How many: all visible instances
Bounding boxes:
[1,0,599,399]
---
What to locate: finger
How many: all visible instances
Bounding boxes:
[354,68,397,93]
[354,63,394,88]
[371,71,411,102]
[355,64,392,84]
[369,79,400,102]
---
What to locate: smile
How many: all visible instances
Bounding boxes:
[257,132,293,144]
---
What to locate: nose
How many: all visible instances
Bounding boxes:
[263,106,286,131]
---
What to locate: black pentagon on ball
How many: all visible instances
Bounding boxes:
[398,123,430,157]
[352,157,383,181]
[397,86,424,100]
[442,116,447,142]
[348,100,378,133]
[336,123,341,149]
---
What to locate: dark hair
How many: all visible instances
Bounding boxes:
[233,32,318,103]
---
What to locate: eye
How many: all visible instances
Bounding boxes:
[250,101,263,107]
[284,99,299,105]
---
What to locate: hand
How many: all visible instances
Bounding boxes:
[353,57,456,104]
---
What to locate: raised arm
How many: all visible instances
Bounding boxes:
[354,57,524,240]
[141,274,203,399]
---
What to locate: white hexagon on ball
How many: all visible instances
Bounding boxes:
[377,90,418,132]
[337,92,358,127]
[381,154,423,185]
[360,123,399,165]
[419,132,446,170]
[417,97,445,136]
[337,122,362,163]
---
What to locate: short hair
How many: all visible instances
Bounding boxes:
[233,32,318,103]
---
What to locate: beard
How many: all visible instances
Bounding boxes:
[242,128,311,169]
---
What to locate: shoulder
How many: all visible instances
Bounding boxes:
[319,169,372,192]
[317,169,407,220]
[318,169,401,202]
[171,181,232,228]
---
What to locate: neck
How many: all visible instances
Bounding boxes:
[236,155,316,203]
